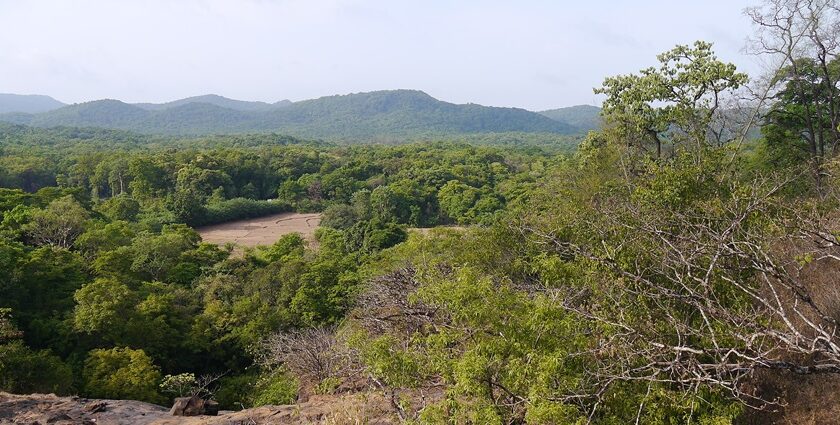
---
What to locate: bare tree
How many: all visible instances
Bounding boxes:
[349,267,441,336]
[747,0,840,188]
[256,326,364,393]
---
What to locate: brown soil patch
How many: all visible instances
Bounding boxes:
[196,213,322,249]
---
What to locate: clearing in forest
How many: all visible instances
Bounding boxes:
[196,212,322,248]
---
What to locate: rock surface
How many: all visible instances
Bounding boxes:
[169,397,219,417]
[0,391,402,424]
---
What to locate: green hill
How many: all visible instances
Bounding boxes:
[252,90,575,139]
[0,90,578,140]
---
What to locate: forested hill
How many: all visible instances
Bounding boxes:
[0,90,579,140]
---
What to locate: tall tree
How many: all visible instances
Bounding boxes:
[596,41,747,159]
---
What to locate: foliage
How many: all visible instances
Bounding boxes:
[249,371,298,406]
[0,309,73,395]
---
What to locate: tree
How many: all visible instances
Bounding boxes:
[97,194,140,222]
[130,225,200,282]
[596,41,747,158]
[10,246,87,349]
[73,278,136,337]
[320,204,359,230]
[437,180,480,224]
[26,196,89,248]
[748,0,840,188]
[260,233,306,263]
[167,188,207,226]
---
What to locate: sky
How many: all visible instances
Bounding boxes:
[0,0,763,111]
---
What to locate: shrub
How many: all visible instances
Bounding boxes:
[82,347,163,404]
[250,371,298,406]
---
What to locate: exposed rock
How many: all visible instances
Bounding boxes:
[169,397,218,417]
[0,392,168,424]
[45,413,72,423]
[83,401,107,413]
[0,390,435,424]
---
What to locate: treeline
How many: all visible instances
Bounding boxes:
[0,126,556,227]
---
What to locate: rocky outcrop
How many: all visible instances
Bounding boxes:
[0,392,168,424]
[0,391,406,424]
[169,397,219,417]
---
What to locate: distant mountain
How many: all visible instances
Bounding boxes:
[249,90,575,138]
[0,93,66,114]
[0,90,578,140]
[134,94,290,112]
[539,105,601,133]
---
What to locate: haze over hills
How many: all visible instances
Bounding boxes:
[539,105,602,134]
[0,93,66,114]
[0,90,600,140]
[133,94,292,112]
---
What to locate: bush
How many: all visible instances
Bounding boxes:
[82,347,163,404]
[214,374,257,410]
[250,371,298,406]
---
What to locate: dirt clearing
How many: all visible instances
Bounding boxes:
[196,212,321,249]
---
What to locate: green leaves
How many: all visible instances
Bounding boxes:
[82,347,163,403]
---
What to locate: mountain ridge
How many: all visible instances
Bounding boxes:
[133,94,291,112]
[0,90,598,140]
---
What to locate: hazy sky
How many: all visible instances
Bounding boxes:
[0,0,762,110]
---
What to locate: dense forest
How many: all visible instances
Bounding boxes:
[5,0,840,423]
[0,122,561,409]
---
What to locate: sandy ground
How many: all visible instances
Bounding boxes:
[196,212,321,249]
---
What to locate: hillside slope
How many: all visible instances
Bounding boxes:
[539,104,601,133]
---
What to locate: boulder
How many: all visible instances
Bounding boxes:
[169,396,219,416]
